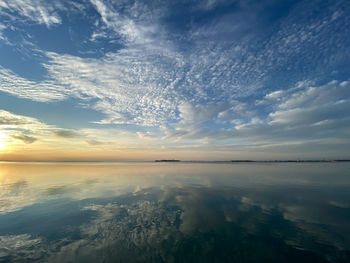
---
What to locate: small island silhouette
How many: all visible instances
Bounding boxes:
[155,160,181,162]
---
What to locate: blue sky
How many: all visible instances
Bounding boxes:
[0,0,349,160]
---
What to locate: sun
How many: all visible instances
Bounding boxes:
[0,140,6,151]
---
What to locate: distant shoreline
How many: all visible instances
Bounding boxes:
[155,159,350,163]
[230,160,350,163]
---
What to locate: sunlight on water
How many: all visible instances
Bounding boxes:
[0,162,349,262]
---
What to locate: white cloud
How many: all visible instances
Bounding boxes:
[277,80,350,110]
[269,100,350,126]
[178,102,227,125]
[235,80,350,146]
[162,79,350,155]
[265,90,285,100]
[163,99,253,141]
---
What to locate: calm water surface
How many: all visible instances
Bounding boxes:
[0,162,349,262]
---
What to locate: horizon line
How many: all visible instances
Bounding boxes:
[1,159,350,164]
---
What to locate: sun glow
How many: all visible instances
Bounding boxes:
[0,132,9,151]
[0,141,6,151]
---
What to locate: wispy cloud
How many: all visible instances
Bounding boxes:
[267,80,350,126]
[89,0,166,45]
[0,67,67,102]
[0,0,62,27]
[0,23,5,40]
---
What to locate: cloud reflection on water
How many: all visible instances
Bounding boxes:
[0,162,349,262]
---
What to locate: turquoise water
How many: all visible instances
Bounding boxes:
[0,162,349,262]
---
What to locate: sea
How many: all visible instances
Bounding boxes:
[0,162,349,262]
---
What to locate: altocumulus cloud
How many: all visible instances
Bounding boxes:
[0,0,349,157]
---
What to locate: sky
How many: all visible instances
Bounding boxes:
[0,0,349,161]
